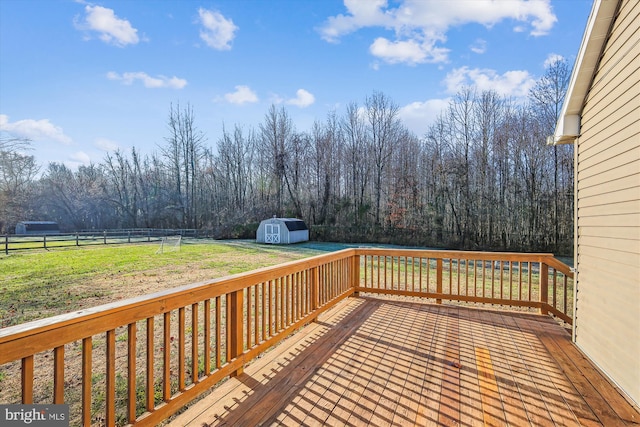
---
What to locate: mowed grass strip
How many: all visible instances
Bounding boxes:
[0,240,324,328]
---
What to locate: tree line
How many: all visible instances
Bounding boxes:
[0,60,573,254]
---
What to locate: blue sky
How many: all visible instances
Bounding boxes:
[0,0,592,170]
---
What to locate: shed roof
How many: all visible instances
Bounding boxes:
[263,217,308,231]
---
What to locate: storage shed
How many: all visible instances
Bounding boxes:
[15,221,60,235]
[256,217,309,244]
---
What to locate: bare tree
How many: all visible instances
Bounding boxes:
[365,91,401,226]
[161,103,206,228]
[341,102,370,225]
[0,137,39,232]
[530,57,572,250]
[259,105,293,216]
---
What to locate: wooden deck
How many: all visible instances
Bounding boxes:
[169,297,639,427]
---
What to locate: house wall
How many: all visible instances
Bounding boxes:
[574,0,640,406]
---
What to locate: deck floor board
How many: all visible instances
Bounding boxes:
[168,296,640,427]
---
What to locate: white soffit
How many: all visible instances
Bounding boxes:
[552,0,619,144]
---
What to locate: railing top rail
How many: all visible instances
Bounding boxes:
[0,248,356,363]
[354,247,553,259]
[354,248,574,277]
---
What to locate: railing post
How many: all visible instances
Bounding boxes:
[436,258,443,304]
[43,235,47,250]
[352,253,360,297]
[540,261,549,315]
[229,289,244,376]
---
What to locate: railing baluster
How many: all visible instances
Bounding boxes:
[509,261,513,300]
[215,296,221,369]
[552,270,558,309]
[146,317,154,411]
[54,345,65,404]
[21,355,34,404]
[491,261,496,298]
[163,312,171,401]
[274,279,280,332]
[106,329,116,427]
[436,258,443,304]
[127,322,136,423]
[519,262,523,301]
[262,282,267,341]
[192,303,199,384]
[246,287,252,349]
[499,261,504,299]
[564,275,569,316]
[528,262,533,302]
[204,299,211,375]
[178,307,185,391]
[82,337,92,426]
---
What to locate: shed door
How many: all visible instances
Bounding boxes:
[265,224,280,244]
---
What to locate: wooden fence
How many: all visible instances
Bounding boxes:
[0,248,573,426]
[2,229,200,254]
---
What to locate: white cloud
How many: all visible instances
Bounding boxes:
[286,89,316,108]
[0,114,72,145]
[75,5,139,47]
[223,85,259,104]
[444,66,535,98]
[544,53,564,68]
[107,71,187,89]
[69,151,91,166]
[94,137,119,152]
[319,0,556,65]
[399,98,451,136]
[370,37,448,65]
[198,8,238,50]
[470,38,487,54]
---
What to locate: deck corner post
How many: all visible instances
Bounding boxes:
[352,253,360,297]
[230,289,244,376]
[436,258,443,304]
[540,261,549,315]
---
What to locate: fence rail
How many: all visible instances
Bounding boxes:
[2,229,200,254]
[0,248,573,426]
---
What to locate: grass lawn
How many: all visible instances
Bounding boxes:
[0,239,327,328]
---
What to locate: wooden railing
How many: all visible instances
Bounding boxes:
[354,249,574,324]
[0,248,572,426]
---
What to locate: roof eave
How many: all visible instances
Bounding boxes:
[551,0,620,145]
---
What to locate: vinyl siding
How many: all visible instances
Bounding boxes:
[574,0,640,406]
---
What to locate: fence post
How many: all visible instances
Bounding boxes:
[43,235,47,250]
[5,234,8,255]
[540,261,549,315]
[76,233,79,246]
[128,231,131,243]
[103,230,107,244]
[436,258,443,304]
[229,289,244,376]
